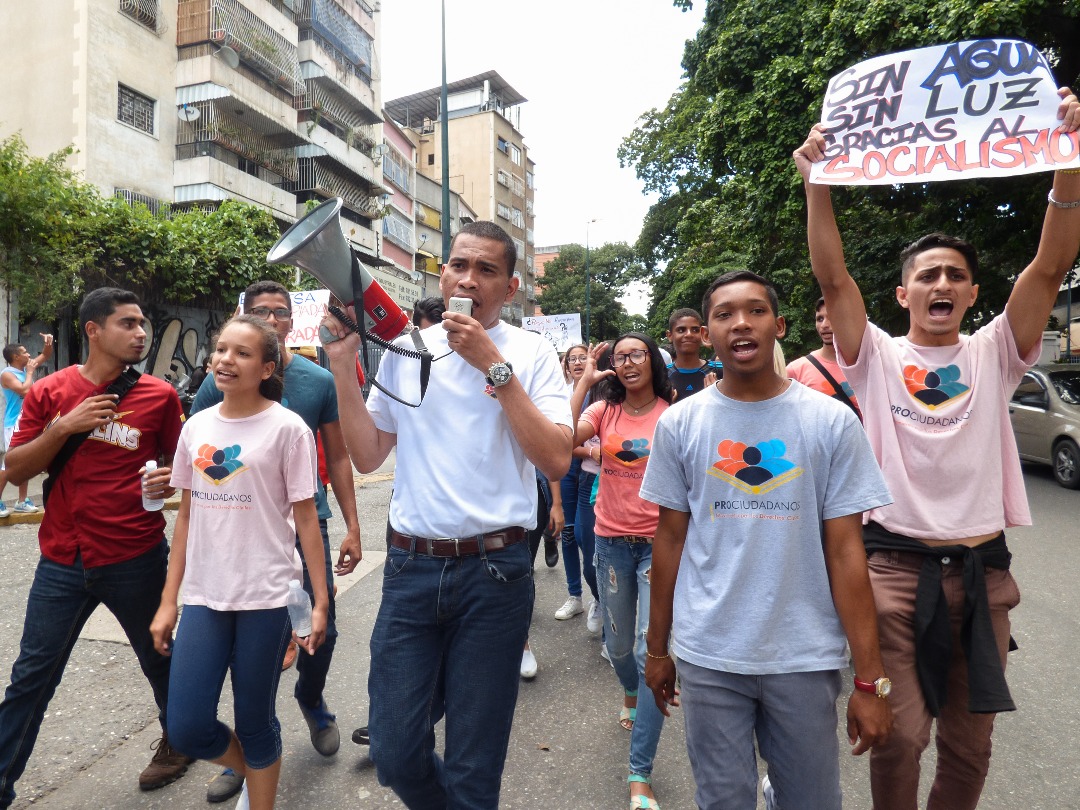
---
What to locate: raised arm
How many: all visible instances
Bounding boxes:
[794,126,869,364]
[1005,87,1080,357]
[320,311,397,474]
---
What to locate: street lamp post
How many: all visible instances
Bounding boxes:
[584,219,597,343]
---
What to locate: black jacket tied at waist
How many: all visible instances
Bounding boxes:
[863,522,1016,717]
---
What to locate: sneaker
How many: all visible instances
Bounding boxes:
[520,647,538,680]
[554,595,584,621]
[543,535,559,567]
[298,698,340,756]
[234,781,250,810]
[762,773,777,810]
[601,641,613,668]
[138,733,194,791]
[0,502,8,518]
[281,640,298,671]
[13,499,38,514]
[207,768,245,803]
[586,599,602,634]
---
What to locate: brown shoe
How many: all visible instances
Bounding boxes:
[281,640,298,671]
[138,733,194,791]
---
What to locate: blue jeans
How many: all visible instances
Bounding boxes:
[0,542,171,809]
[560,465,598,601]
[676,659,842,810]
[167,605,291,769]
[595,535,664,778]
[368,539,534,810]
[294,518,336,709]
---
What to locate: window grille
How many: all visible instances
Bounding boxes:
[118,85,155,134]
[119,0,164,33]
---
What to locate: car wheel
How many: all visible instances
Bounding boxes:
[1052,439,1080,489]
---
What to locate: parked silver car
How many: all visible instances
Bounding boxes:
[1009,365,1080,489]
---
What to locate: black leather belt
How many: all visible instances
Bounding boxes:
[389,527,526,558]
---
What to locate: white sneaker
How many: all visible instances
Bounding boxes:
[235,781,250,810]
[600,641,612,667]
[520,647,538,680]
[0,502,8,518]
[13,499,38,514]
[554,595,584,620]
[586,599,602,634]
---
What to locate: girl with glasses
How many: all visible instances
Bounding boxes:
[570,333,674,810]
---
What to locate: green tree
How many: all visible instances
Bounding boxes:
[536,243,646,343]
[0,133,292,323]
[624,0,1080,357]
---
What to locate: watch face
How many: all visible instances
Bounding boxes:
[877,678,892,697]
[489,363,512,385]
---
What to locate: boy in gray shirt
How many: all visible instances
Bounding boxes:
[641,270,893,810]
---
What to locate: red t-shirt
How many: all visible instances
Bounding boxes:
[12,366,183,566]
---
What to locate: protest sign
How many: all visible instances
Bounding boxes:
[239,289,331,347]
[522,313,582,353]
[810,39,1080,185]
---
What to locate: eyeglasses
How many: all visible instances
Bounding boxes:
[250,306,292,321]
[566,356,588,365]
[611,349,649,368]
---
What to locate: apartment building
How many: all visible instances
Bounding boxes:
[384,71,536,324]
[0,0,392,285]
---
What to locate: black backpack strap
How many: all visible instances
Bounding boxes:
[42,368,142,505]
[804,354,861,420]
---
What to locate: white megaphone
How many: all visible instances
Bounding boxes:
[266,197,410,340]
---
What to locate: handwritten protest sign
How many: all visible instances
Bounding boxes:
[523,313,582,353]
[810,39,1080,185]
[239,289,331,347]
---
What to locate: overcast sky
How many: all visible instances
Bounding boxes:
[378,0,705,255]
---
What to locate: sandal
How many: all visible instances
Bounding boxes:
[628,774,660,810]
[619,689,637,731]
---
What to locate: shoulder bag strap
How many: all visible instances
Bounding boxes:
[805,354,861,419]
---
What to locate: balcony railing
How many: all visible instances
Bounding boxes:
[176,100,298,181]
[295,0,372,70]
[288,157,383,218]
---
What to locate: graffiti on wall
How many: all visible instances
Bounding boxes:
[140,305,227,390]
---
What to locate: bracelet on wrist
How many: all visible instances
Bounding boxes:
[645,649,669,660]
[1058,167,1080,175]
[1048,189,1080,209]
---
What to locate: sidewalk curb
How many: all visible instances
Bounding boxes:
[0,471,396,528]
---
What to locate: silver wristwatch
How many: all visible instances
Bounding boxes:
[486,362,514,388]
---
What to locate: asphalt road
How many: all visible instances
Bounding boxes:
[0,462,1076,809]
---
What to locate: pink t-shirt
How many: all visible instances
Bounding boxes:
[839,315,1036,540]
[582,399,669,537]
[787,351,861,417]
[171,402,318,610]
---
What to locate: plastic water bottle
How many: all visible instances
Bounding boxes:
[142,460,164,512]
[286,580,312,637]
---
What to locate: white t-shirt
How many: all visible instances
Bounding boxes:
[839,315,1036,540]
[369,321,572,538]
[171,402,318,611]
[640,383,892,675]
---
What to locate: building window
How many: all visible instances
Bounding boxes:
[512,174,525,197]
[382,211,414,250]
[509,144,522,165]
[513,237,525,258]
[383,150,411,194]
[497,169,511,187]
[497,202,512,221]
[427,153,434,165]
[511,208,524,228]
[119,0,160,32]
[526,171,534,189]
[117,84,155,135]
[496,136,509,155]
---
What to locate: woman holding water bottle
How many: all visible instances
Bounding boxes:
[150,314,327,810]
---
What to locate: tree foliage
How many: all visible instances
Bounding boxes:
[0,133,292,324]
[623,0,1080,356]
[536,243,646,343]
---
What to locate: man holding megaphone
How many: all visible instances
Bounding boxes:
[321,221,573,809]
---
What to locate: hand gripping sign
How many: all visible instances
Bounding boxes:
[810,39,1080,185]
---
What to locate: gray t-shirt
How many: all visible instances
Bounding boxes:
[640,382,891,675]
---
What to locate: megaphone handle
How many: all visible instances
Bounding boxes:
[347,263,433,409]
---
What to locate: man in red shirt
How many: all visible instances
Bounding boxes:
[0,288,191,808]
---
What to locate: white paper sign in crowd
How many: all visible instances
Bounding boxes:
[239,289,331,347]
[522,313,583,353]
[810,39,1080,185]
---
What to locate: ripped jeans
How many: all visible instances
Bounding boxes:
[595,535,665,778]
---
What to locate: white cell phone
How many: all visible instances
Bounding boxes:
[448,296,473,316]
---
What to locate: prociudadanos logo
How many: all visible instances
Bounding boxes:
[194,443,248,485]
[708,438,803,495]
[903,363,969,409]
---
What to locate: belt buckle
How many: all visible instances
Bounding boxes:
[452,537,461,556]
